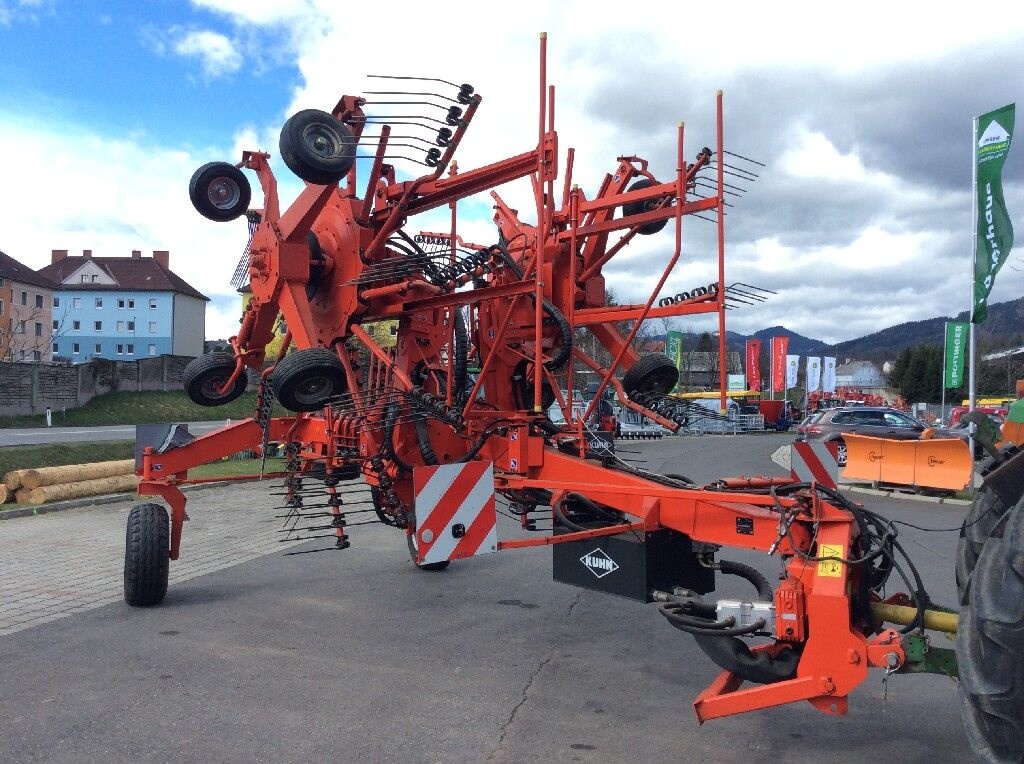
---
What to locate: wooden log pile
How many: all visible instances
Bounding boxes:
[2,459,138,506]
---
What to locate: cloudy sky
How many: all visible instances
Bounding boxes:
[2,0,1023,344]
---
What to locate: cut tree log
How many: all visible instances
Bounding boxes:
[16,474,140,506]
[19,459,135,490]
[0,484,10,504]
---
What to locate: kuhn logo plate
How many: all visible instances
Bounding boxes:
[580,548,620,579]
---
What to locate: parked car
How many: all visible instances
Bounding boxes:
[801,406,932,466]
[794,412,825,440]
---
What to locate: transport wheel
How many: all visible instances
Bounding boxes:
[621,178,670,235]
[956,484,1007,602]
[182,352,248,407]
[622,352,679,396]
[189,162,251,222]
[279,109,357,185]
[269,348,348,413]
[124,503,170,607]
[406,529,450,571]
[957,494,1024,762]
[511,360,556,411]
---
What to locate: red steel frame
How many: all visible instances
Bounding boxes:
[142,36,913,723]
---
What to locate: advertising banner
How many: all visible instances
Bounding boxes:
[806,356,821,392]
[944,321,968,388]
[771,336,789,393]
[785,355,799,389]
[973,103,1015,324]
[745,339,762,391]
[822,357,837,393]
[665,330,683,391]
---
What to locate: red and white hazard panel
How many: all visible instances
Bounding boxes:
[411,461,498,566]
[790,441,838,489]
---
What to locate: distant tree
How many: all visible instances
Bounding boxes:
[696,332,714,352]
[887,347,912,391]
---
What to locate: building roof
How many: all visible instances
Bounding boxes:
[38,256,208,301]
[0,250,58,290]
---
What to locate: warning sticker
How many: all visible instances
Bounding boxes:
[816,544,845,578]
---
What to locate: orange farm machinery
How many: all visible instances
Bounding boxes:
[124,37,1024,756]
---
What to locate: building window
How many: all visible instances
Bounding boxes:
[94,343,102,354]
[52,343,58,353]
[128,299,135,309]
[73,343,80,354]
[0,300,4,316]
[20,349,26,360]
[94,321,102,331]
[53,296,59,308]
[116,321,125,332]
[149,321,157,333]
[91,275,98,283]
[81,275,88,283]
[116,344,124,355]
[18,320,25,334]
[148,344,157,356]
[20,291,27,305]
[34,322,42,337]
[118,299,125,309]
[73,297,81,309]
[127,343,134,355]
[95,297,103,308]
[0,277,4,286]
[149,298,158,309]
[35,294,43,308]
[127,320,135,331]
[72,320,80,331]
[52,320,59,330]
[33,350,41,361]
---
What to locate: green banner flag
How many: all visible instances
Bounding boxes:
[973,103,1015,324]
[943,321,967,388]
[665,330,683,391]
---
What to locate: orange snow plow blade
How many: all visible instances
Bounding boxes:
[842,434,972,492]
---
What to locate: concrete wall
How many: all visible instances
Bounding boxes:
[0,355,195,416]
[172,294,206,357]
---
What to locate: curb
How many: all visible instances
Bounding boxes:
[0,480,236,521]
[842,484,971,506]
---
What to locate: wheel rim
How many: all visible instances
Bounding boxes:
[836,443,847,465]
[206,176,242,210]
[302,122,346,160]
[293,373,334,406]
[199,374,231,399]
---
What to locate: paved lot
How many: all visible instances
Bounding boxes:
[0,434,972,762]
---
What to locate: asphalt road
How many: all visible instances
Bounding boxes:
[0,434,971,763]
[0,420,226,446]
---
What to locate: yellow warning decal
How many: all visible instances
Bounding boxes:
[816,544,845,578]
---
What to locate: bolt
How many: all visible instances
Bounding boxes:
[885,652,900,670]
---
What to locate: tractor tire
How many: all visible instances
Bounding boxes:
[956,485,1007,603]
[957,494,1024,763]
[406,531,450,572]
[621,178,670,235]
[623,353,679,396]
[124,503,170,607]
[182,352,248,407]
[279,109,357,185]
[189,162,251,222]
[269,349,348,413]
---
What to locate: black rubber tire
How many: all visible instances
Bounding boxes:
[622,178,670,235]
[511,361,556,411]
[957,494,1024,762]
[279,109,357,185]
[406,531,450,571]
[957,485,1007,603]
[182,352,248,407]
[189,162,251,222]
[622,352,679,396]
[269,348,348,412]
[124,503,170,607]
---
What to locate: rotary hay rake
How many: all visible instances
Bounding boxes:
[124,35,1024,756]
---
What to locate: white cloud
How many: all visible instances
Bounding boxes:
[172,28,243,79]
[0,113,249,340]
